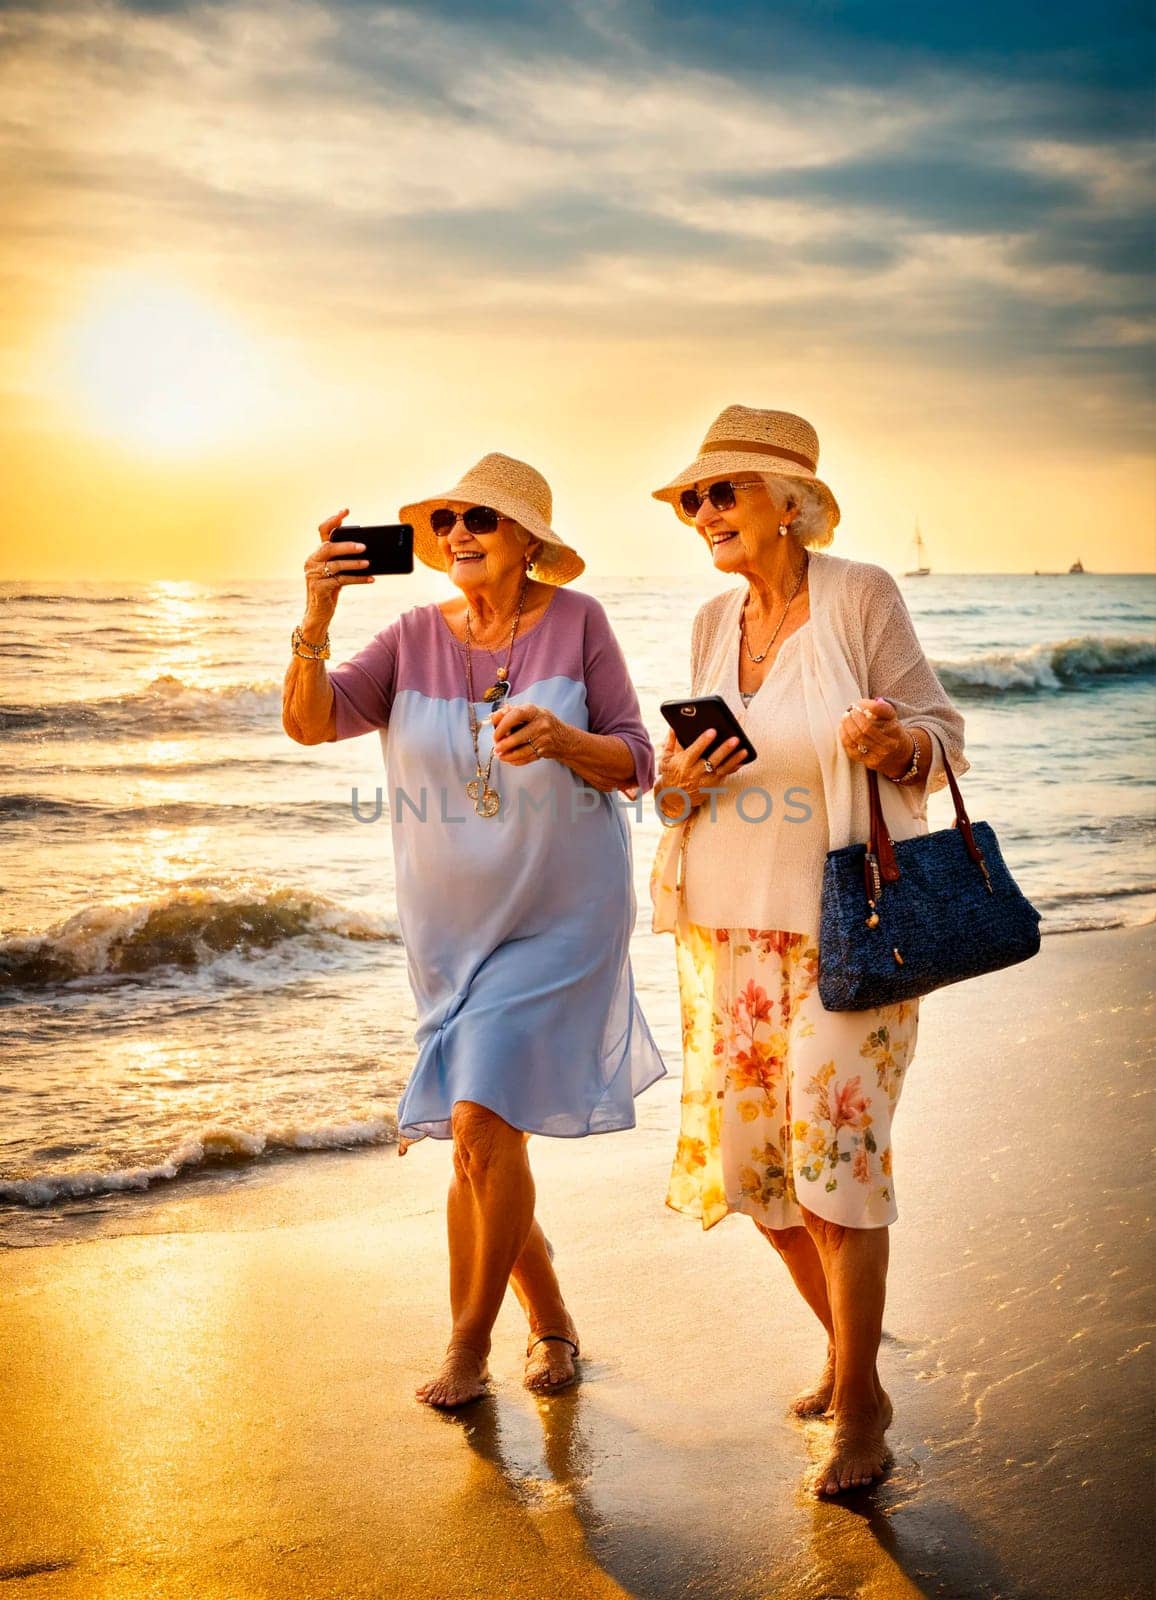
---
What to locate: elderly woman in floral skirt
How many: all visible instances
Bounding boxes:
[650,405,966,1496]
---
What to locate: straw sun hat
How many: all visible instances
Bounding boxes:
[652,404,841,531]
[401,453,585,586]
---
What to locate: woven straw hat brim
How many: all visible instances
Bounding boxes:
[652,449,841,529]
[400,489,585,586]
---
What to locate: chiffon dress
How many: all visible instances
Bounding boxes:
[652,554,967,1232]
[328,588,666,1144]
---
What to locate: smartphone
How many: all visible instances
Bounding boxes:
[660,694,757,767]
[329,523,414,575]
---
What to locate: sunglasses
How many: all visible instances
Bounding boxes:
[430,505,509,537]
[678,480,764,520]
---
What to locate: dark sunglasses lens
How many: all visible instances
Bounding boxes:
[707,481,738,511]
[462,506,500,535]
[430,509,456,535]
[679,489,702,517]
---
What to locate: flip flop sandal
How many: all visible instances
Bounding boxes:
[524,1333,580,1393]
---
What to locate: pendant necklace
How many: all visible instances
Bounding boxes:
[463,578,529,818]
[741,550,809,664]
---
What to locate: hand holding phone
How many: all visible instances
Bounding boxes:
[329,523,414,575]
[659,695,757,766]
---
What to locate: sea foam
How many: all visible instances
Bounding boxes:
[932,634,1156,695]
[0,885,399,989]
[0,674,282,737]
[0,1115,399,1208]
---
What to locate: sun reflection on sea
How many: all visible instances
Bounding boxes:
[139,582,219,686]
[134,739,191,769]
[134,826,218,883]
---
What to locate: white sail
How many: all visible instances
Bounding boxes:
[904,520,931,576]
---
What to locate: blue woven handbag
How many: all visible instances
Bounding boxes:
[818,742,1041,1011]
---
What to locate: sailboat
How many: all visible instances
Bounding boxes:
[1068,558,1085,574]
[904,522,931,577]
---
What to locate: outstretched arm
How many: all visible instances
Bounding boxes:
[283,508,378,746]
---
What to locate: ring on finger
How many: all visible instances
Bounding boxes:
[528,736,542,758]
[857,741,869,754]
[322,562,332,579]
[702,757,714,774]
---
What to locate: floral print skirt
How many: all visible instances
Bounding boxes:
[666,921,919,1231]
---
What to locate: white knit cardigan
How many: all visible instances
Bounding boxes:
[650,551,969,934]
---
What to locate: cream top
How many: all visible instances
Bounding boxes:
[651,551,969,935]
[682,621,830,933]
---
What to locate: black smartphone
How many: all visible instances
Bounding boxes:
[329,523,414,575]
[660,694,757,767]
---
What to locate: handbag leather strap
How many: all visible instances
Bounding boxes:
[865,731,989,891]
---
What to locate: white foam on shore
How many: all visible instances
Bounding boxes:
[0,1116,399,1209]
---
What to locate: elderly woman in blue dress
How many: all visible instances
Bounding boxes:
[283,453,664,1408]
[650,406,966,1497]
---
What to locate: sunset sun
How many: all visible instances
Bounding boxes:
[54,274,274,454]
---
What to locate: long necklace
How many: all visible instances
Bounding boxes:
[741,550,809,664]
[463,578,528,818]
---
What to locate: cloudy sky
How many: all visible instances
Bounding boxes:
[2,0,1153,579]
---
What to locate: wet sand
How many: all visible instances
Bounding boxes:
[2,921,1153,1599]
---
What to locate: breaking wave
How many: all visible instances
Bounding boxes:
[0,1115,399,1208]
[0,886,398,990]
[0,674,281,737]
[932,635,1156,696]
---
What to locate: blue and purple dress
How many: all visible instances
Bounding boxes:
[328,588,666,1144]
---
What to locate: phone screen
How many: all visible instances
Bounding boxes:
[331,523,414,575]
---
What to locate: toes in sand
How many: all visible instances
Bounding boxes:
[416,1347,490,1409]
[810,1401,892,1497]
[790,1349,837,1418]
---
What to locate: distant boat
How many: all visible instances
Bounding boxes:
[904,522,931,577]
[1069,558,1085,574]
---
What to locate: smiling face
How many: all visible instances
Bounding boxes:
[435,504,540,593]
[693,476,795,574]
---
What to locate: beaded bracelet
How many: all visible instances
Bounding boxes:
[893,728,922,784]
[291,625,330,660]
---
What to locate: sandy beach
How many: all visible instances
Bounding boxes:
[2,920,1153,1600]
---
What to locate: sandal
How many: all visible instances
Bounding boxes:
[524,1332,580,1394]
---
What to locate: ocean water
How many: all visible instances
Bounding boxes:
[2,572,1154,1229]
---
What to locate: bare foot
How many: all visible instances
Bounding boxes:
[416,1345,490,1409]
[810,1391,893,1497]
[790,1347,836,1418]
[525,1328,580,1395]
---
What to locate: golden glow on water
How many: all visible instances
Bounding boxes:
[132,827,217,883]
[143,584,219,684]
[134,739,195,769]
[152,580,202,605]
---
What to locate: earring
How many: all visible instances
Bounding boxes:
[777,523,789,538]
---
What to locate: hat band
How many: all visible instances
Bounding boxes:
[445,489,547,518]
[703,438,816,473]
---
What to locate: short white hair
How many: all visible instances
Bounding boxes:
[760,474,836,548]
